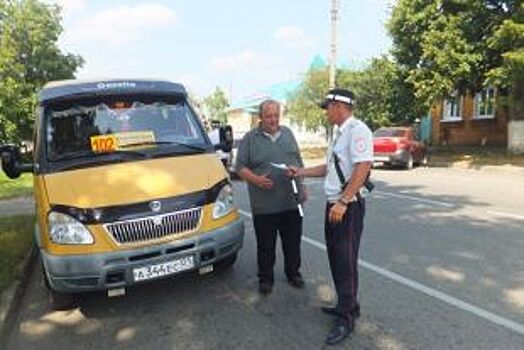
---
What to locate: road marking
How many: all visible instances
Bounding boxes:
[239,209,252,218]
[238,209,524,336]
[487,210,524,221]
[302,181,522,220]
[300,179,456,208]
[374,190,456,208]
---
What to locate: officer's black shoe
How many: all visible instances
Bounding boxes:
[325,318,354,346]
[287,275,305,289]
[258,281,273,295]
[352,304,361,319]
[321,305,360,319]
[321,306,339,316]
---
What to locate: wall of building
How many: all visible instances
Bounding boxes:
[432,94,508,147]
[227,109,257,140]
[508,120,524,154]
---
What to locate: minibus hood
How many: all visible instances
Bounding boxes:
[43,154,225,208]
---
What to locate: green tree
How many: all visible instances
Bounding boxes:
[0,0,83,142]
[202,87,230,124]
[287,68,330,134]
[388,0,521,107]
[288,58,424,132]
[487,2,524,120]
[349,56,426,129]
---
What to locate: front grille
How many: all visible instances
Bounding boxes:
[104,207,202,244]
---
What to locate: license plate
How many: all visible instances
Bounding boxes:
[374,156,389,162]
[133,256,195,282]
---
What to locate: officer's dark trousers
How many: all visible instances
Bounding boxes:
[324,200,365,320]
[253,209,302,283]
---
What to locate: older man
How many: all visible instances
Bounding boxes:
[235,99,306,295]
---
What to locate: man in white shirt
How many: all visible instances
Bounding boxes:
[288,88,373,346]
[207,120,230,168]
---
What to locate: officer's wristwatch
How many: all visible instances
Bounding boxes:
[337,196,351,206]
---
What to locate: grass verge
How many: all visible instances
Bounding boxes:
[430,146,524,168]
[0,215,35,292]
[0,173,33,200]
[301,146,327,159]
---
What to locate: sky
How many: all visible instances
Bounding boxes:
[48,0,395,103]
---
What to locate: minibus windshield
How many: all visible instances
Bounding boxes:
[45,98,207,162]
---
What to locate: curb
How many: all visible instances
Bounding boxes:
[0,244,38,348]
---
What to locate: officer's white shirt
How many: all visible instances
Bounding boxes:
[324,116,373,202]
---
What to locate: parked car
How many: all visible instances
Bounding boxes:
[373,126,428,169]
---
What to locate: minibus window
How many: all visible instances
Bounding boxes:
[46,98,207,161]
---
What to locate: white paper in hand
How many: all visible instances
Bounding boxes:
[270,162,288,170]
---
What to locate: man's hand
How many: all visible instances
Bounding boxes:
[328,202,347,224]
[256,174,274,189]
[286,166,302,178]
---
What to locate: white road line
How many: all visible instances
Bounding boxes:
[302,179,456,208]
[374,190,456,208]
[239,209,252,218]
[487,210,524,221]
[357,259,524,336]
[238,209,524,336]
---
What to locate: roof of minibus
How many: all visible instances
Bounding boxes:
[39,79,187,103]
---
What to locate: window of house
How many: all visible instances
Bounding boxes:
[474,87,496,119]
[442,94,462,121]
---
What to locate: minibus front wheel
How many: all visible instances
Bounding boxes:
[41,263,78,310]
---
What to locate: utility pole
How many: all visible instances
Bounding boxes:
[326,0,339,142]
[329,0,339,89]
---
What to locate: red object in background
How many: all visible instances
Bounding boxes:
[373,127,428,170]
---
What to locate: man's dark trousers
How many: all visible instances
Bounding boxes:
[324,200,365,320]
[253,209,302,283]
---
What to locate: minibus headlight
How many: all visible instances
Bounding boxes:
[48,212,94,245]
[213,184,235,219]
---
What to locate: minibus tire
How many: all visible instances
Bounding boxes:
[41,264,78,310]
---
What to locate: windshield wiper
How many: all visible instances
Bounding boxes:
[51,149,149,162]
[120,141,207,152]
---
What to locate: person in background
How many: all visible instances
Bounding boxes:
[207,119,230,168]
[288,88,373,346]
[235,99,306,295]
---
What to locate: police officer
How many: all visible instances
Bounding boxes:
[288,88,373,346]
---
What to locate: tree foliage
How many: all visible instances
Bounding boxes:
[287,68,330,134]
[388,0,523,108]
[288,58,426,131]
[486,3,524,84]
[0,0,83,142]
[202,86,230,123]
[349,57,428,128]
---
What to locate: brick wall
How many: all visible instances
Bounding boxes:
[431,93,508,147]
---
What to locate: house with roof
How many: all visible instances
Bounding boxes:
[429,87,510,148]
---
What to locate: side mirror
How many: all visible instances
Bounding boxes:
[218,125,233,152]
[1,144,34,179]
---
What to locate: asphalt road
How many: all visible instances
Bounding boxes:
[5,167,524,349]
